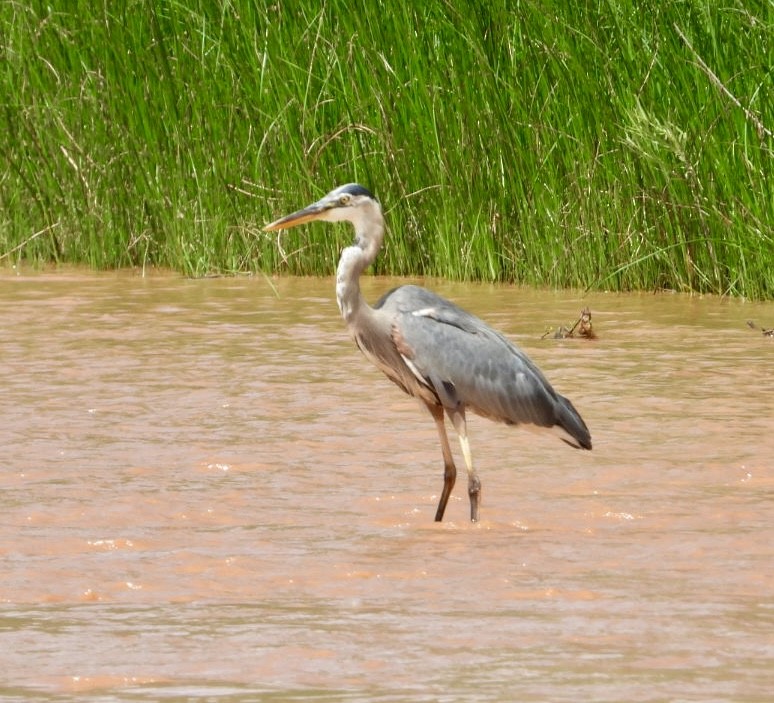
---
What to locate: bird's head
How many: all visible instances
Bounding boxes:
[263,183,380,232]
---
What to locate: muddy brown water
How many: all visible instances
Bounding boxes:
[1,270,772,702]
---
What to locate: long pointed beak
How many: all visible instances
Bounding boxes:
[263,200,329,232]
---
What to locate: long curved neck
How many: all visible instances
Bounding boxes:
[335,207,384,325]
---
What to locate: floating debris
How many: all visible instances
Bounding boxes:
[542,307,597,340]
[746,320,774,337]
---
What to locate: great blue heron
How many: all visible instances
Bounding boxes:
[264,183,592,522]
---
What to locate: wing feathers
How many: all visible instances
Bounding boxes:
[382,286,590,448]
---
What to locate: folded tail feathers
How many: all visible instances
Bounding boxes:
[556,395,592,450]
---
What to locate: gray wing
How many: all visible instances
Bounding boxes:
[379,285,591,449]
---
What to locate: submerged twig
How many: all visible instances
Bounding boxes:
[542,307,597,340]
[746,320,774,337]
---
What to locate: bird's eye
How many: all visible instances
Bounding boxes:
[339,194,351,206]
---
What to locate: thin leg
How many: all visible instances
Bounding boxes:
[448,409,481,522]
[429,403,456,522]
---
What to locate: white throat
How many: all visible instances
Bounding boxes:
[333,199,385,325]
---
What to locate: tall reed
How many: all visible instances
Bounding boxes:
[1,1,771,297]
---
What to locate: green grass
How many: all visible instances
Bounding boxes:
[1,0,772,297]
